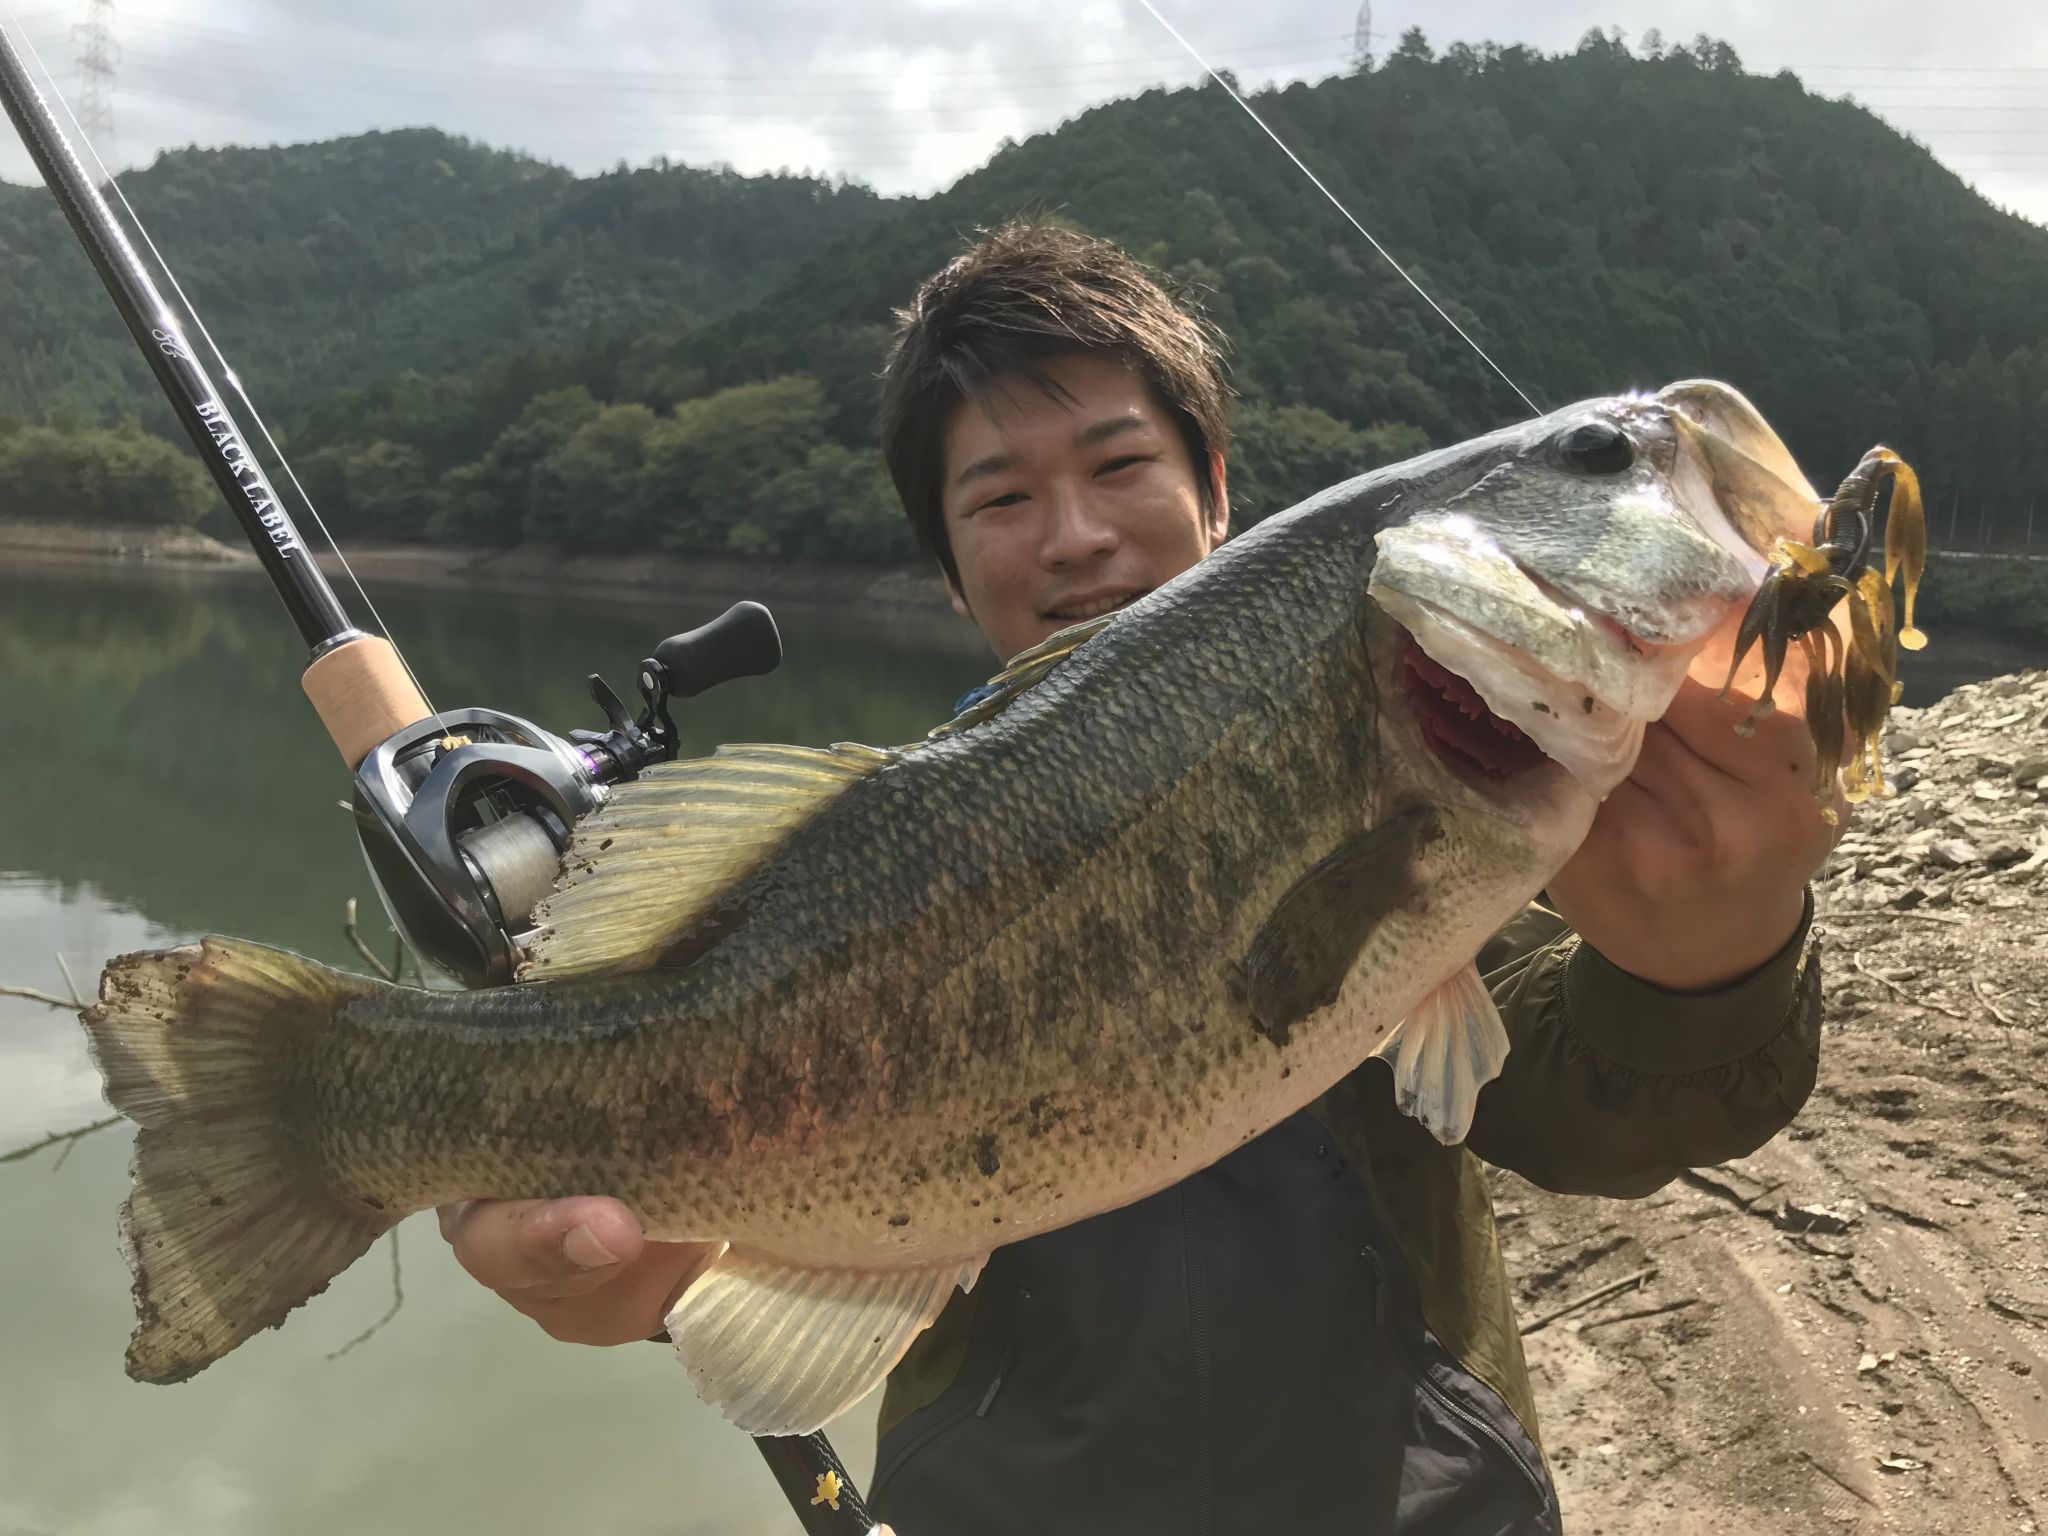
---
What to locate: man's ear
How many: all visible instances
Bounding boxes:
[1204,450,1231,547]
[941,565,972,620]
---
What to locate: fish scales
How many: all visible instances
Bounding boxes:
[300,491,1417,1267]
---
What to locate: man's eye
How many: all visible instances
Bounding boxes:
[975,491,1027,513]
[1097,455,1150,476]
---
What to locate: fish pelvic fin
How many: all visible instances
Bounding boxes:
[522,742,898,981]
[1370,962,1509,1147]
[927,611,1119,739]
[80,938,390,1383]
[664,1248,985,1436]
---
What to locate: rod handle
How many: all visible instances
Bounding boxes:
[302,635,432,770]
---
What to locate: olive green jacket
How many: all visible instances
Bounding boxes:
[1319,892,1823,1442]
[873,894,1823,1530]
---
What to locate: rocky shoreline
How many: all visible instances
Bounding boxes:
[1514,667,2048,1535]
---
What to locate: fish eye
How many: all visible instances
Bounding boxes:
[1557,422,1636,476]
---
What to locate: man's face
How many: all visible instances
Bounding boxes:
[938,352,1228,662]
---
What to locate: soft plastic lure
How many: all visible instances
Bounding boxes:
[1718,447,1928,819]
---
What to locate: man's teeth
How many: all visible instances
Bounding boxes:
[1051,592,1142,621]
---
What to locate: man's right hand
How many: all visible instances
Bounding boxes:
[439,1196,718,1346]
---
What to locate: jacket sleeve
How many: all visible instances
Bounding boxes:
[1459,890,1822,1197]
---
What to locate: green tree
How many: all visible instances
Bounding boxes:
[743,443,914,562]
[1230,405,1429,525]
[637,375,831,551]
[0,419,212,525]
[427,385,604,546]
[527,402,658,549]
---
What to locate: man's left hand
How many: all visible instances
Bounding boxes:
[1544,675,1846,991]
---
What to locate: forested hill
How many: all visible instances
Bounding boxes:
[0,127,898,423]
[6,31,2046,566]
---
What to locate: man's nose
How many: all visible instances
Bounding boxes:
[1039,485,1120,567]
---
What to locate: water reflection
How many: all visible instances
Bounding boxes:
[0,563,985,1536]
[0,564,986,950]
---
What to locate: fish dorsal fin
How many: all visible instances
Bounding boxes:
[664,1248,986,1436]
[928,612,1119,739]
[518,742,897,981]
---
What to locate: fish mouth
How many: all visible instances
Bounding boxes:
[1656,379,1824,577]
[1397,632,1552,786]
[1373,579,1658,801]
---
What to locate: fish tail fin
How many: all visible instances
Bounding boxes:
[81,937,391,1383]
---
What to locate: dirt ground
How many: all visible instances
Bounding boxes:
[1505,674,2048,1534]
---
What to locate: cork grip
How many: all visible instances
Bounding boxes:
[301,635,433,770]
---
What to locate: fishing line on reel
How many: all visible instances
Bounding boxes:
[4,5,453,738]
[1130,0,1545,419]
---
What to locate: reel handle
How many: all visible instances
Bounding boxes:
[649,601,783,700]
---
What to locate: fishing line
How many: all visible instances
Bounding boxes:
[1128,0,1544,418]
[5,8,452,733]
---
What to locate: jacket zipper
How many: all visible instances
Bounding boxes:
[1179,1187,1217,1536]
[872,1284,1025,1501]
[1364,1241,1549,1514]
[975,1344,1014,1418]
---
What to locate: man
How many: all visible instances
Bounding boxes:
[443,223,1836,1532]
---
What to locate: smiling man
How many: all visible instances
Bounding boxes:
[921,349,1226,655]
[442,222,1836,1534]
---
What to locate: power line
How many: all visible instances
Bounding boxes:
[108,12,1357,90]
[107,46,1356,118]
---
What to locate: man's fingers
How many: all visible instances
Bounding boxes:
[525,1240,722,1346]
[1658,676,1813,783]
[442,1196,647,1299]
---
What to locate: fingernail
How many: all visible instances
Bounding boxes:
[563,1223,623,1269]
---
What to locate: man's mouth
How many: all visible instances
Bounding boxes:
[1397,635,1551,781]
[1045,588,1150,623]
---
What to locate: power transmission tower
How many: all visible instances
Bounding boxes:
[73,0,118,166]
[1352,0,1374,70]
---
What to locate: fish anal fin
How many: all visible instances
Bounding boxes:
[928,612,1119,738]
[664,1249,986,1436]
[1244,802,1444,1045]
[518,742,897,982]
[1370,962,1509,1146]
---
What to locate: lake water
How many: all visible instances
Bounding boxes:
[0,561,988,1536]
[0,559,2036,1536]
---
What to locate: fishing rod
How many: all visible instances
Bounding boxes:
[0,21,877,1536]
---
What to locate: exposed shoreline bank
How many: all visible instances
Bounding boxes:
[7,523,2047,681]
[0,519,955,614]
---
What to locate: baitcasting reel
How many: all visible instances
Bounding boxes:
[351,600,783,988]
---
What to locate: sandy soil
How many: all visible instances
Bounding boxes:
[1508,673,2048,1534]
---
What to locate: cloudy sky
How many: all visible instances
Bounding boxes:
[1,0,2042,227]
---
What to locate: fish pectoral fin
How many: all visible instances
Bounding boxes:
[664,1249,986,1437]
[1243,803,1444,1045]
[520,742,899,981]
[928,612,1119,738]
[1370,962,1508,1147]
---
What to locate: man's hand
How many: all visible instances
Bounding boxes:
[1545,675,1845,991]
[439,1197,717,1346]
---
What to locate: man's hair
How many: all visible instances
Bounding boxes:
[877,221,1232,587]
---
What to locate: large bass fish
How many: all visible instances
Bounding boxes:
[80,380,1921,1437]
